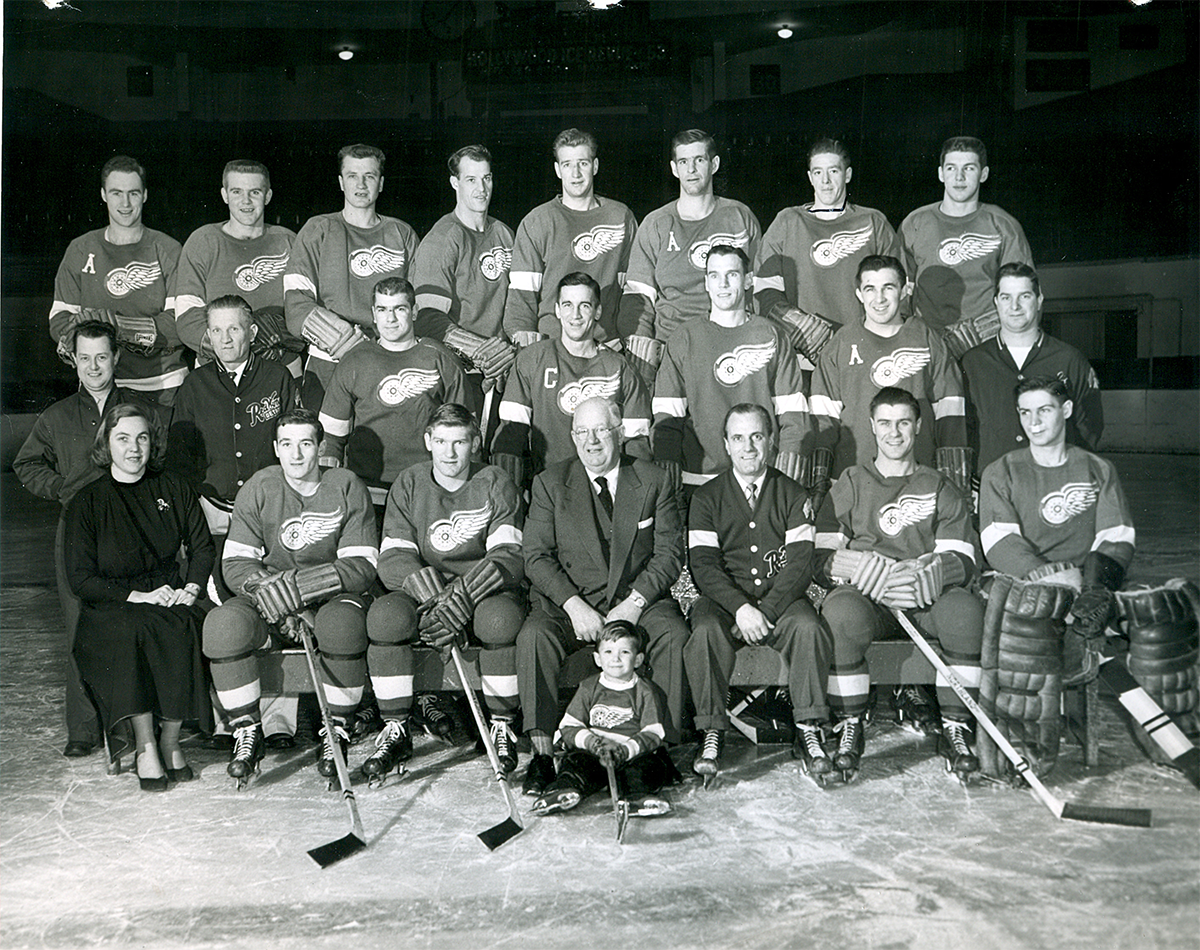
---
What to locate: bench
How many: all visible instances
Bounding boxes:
[258,640,1100,766]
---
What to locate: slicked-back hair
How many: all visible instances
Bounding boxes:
[72,320,117,354]
[939,136,988,168]
[671,129,716,161]
[597,619,647,654]
[994,261,1040,298]
[426,402,480,440]
[870,386,921,420]
[706,244,749,272]
[222,160,270,190]
[91,402,165,471]
[274,407,324,444]
[448,145,492,177]
[808,138,851,168]
[373,276,415,306]
[101,155,145,189]
[557,271,601,303]
[856,254,906,287]
[724,402,773,438]
[206,294,253,324]
[553,128,598,158]
[1014,375,1070,406]
[338,143,385,175]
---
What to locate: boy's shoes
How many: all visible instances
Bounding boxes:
[522,753,557,797]
[626,796,672,817]
[531,787,581,815]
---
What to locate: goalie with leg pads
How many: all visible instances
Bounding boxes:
[977,572,1075,781]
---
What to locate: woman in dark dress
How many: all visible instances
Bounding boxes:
[66,403,215,790]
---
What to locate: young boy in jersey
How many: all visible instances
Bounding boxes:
[531,620,679,816]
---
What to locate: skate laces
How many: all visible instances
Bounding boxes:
[799,723,825,758]
[232,724,259,759]
[319,724,349,756]
[489,719,515,757]
[700,729,721,760]
[943,720,971,755]
[417,693,451,725]
[895,685,934,717]
[834,717,860,753]
[373,719,407,751]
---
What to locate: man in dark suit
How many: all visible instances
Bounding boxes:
[516,396,689,796]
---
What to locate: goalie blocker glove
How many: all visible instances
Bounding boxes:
[301,305,368,361]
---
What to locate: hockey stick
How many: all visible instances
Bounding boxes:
[297,616,368,867]
[605,759,630,843]
[449,644,524,850]
[892,608,1152,827]
[1096,657,1200,789]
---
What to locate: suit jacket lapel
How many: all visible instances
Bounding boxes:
[566,460,611,578]
[605,458,642,605]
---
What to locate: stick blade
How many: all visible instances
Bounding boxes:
[1059,803,1153,828]
[478,817,522,851]
[307,833,367,868]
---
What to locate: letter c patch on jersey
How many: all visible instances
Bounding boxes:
[543,366,559,389]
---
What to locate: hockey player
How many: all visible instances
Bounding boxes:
[652,245,810,488]
[175,160,303,377]
[14,321,165,757]
[684,404,832,784]
[517,396,689,798]
[491,272,651,492]
[318,277,468,509]
[366,404,526,783]
[411,145,515,422]
[532,621,679,816]
[503,129,638,347]
[962,263,1103,474]
[814,387,983,783]
[284,144,420,409]
[755,138,901,366]
[899,136,1033,359]
[202,408,379,786]
[618,130,762,388]
[810,255,967,478]
[49,156,186,405]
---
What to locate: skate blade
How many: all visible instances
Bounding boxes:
[701,773,719,791]
[626,799,672,818]
[307,832,367,868]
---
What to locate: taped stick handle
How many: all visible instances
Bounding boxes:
[450,644,523,827]
[891,608,1151,828]
[298,617,366,841]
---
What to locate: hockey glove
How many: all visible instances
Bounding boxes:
[400,566,445,604]
[294,562,344,606]
[880,553,945,610]
[805,447,833,522]
[935,446,976,503]
[491,452,528,493]
[1025,561,1083,591]
[597,741,629,768]
[418,581,474,639]
[1070,552,1125,638]
[473,336,517,381]
[250,306,306,362]
[301,305,367,360]
[943,308,1002,361]
[510,330,547,348]
[253,570,304,624]
[772,306,836,364]
[774,449,804,482]
[624,334,664,389]
[850,551,896,602]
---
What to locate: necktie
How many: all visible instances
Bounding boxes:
[595,476,614,518]
[745,482,758,507]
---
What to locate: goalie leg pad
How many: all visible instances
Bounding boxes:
[1118,580,1200,719]
[978,574,1073,779]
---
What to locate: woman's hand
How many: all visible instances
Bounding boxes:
[170,584,201,607]
[127,585,176,606]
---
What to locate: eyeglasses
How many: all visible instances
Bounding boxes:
[571,425,618,441]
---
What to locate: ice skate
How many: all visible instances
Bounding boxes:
[832,715,864,783]
[693,729,723,789]
[792,720,835,787]
[893,684,939,735]
[361,719,412,787]
[489,716,518,776]
[348,701,383,745]
[625,796,672,817]
[316,722,350,789]
[412,692,456,740]
[530,786,581,815]
[938,719,980,785]
[227,722,264,790]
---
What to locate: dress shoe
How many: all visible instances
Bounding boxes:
[63,740,94,758]
[264,732,296,751]
[166,765,195,782]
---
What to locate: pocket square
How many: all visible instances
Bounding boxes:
[637,517,654,529]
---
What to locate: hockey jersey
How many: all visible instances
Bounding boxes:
[979,445,1135,576]
[755,203,900,329]
[223,466,379,596]
[687,467,814,624]
[174,223,296,356]
[377,462,524,592]
[411,212,513,341]
[899,202,1032,331]
[503,196,637,343]
[492,339,651,472]
[811,318,967,476]
[284,212,420,346]
[558,672,668,760]
[49,228,185,393]
[652,316,809,484]
[618,197,762,342]
[318,340,468,495]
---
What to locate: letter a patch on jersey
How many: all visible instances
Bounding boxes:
[666,231,680,252]
[82,253,97,275]
[848,344,864,366]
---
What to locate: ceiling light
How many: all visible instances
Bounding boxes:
[777,26,793,39]
[338,47,354,61]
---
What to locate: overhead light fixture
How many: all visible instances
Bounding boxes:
[338,47,354,61]
[777,26,794,39]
